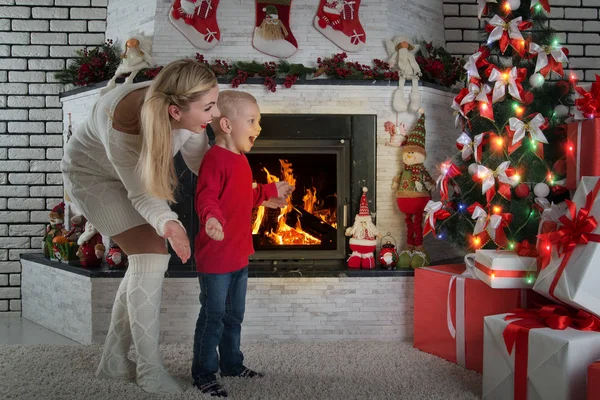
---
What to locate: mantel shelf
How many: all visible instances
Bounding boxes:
[59,77,458,99]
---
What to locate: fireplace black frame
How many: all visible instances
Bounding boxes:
[170,114,377,270]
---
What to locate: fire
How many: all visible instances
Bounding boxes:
[252,159,336,245]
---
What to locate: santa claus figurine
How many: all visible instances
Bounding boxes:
[345,187,381,269]
[391,113,435,268]
[106,242,128,269]
[76,221,105,267]
[65,214,86,243]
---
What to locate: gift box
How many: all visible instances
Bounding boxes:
[483,310,600,400]
[465,250,538,289]
[589,361,600,400]
[414,264,527,373]
[566,118,600,190]
[534,177,600,318]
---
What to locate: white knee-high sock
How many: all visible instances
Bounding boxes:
[126,253,182,394]
[96,269,136,380]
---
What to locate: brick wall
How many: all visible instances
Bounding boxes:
[0,0,107,316]
[443,0,600,82]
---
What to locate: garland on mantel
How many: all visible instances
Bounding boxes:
[55,40,463,93]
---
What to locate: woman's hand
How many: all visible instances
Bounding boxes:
[275,181,294,198]
[163,220,190,263]
[205,217,224,241]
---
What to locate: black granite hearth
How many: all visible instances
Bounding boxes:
[21,253,463,279]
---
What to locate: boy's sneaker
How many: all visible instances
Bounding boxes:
[194,380,228,397]
[221,366,264,379]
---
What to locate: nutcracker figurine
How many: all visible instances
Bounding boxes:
[345,187,381,269]
[391,113,435,268]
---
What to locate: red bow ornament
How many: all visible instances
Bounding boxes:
[575,74,600,119]
[485,15,532,55]
[515,240,539,258]
[436,162,461,201]
[461,82,494,121]
[507,113,549,154]
[423,201,451,237]
[488,66,527,104]
[464,46,491,80]
[452,88,469,128]
[476,161,519,203]
[488,212,513,248]
[477,0,497,19]
[529,42,568,78]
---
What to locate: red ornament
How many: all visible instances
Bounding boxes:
[553,159,567,176]
[515,183,530,199]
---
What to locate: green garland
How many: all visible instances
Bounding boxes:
[55,40,459,92]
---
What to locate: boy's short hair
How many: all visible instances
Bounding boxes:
[217,90,258,119]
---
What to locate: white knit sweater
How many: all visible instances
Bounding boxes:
[61,81,209,237]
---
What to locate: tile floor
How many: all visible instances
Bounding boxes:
[0,317,77,345]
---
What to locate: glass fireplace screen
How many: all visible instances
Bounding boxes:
[247,153,338,251]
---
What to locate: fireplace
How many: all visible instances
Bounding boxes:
[172,114,376,270]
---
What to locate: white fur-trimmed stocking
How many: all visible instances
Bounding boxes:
[127,254,182,394]
[314,0,366,52]
[252,0,298,58]
[169,0,220,50]
[96,269,136,380]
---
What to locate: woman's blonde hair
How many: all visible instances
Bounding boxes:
[138,59,217,203]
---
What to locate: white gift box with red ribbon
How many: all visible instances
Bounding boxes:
[465,250,538,289]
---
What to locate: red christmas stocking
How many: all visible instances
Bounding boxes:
[169,0,220,50]
[314,0,366,52]
[252,0,298,59]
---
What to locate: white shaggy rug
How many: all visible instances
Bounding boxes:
[0,341,481,399]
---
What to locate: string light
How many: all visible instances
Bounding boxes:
[546,244,551,252]
[514,173,521,182]
[515,106,525,116]
[493,205,502,214]
[459,203,466,211]
[502,72,510,81]
[508,242,515,250]
[526,276,535,284]
[504,2,511,11]
[535,4,542,11]
[481,103,489,112]
[531,140,537,150]
[491,272,496,278]
[437,233,445,239]
[553,39,559,47]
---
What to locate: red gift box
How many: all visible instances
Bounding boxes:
[589,361,600,400]
[566,119,600,190]
[414,264,530,373]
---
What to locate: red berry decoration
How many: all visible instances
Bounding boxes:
[515,183,530,198]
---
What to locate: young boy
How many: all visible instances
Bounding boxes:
[192,90,293,397]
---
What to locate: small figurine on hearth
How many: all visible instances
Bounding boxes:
[385,35,422,113]
[106,242,128,269]
[345,187,381,269]
[65,214,86,243]
[100,35,153,95]
[391,113,435,269]
[43,201,68,259]
[379,232,399,270]
[76,221,106,267]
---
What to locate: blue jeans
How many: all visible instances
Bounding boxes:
[192,266,248,384]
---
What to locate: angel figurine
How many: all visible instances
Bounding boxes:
[100,35,154,95]
[385,36,422,113]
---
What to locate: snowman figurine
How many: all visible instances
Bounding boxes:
[391,113,435,268]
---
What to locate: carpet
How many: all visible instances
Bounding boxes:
[0,341,481,399]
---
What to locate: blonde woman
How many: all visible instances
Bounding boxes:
[61,59,220,394]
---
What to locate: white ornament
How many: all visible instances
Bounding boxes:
[468,163,479,176]
[507,0,521,10]
[529,73,545,88]
[534,182,550,198]
[554,105,569,118]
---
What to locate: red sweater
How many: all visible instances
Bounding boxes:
[194,145,278,273]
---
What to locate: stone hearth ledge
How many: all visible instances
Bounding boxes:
[19,254,463,344]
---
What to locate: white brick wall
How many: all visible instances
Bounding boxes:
[443,0,600,82]
[0,0,107,315]
[22,259,414,343]
[151,0,445,66]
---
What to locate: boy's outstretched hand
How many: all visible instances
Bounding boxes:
[275,181,294,198]
[205,217,224,241]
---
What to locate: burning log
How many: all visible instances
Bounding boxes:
[288,206,337,242]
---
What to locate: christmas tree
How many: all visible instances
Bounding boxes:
[430,0,573,253]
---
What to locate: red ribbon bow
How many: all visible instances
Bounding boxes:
[515,240,539,258]
[502,305,600,400]
[537,179,600,300]
[438,163,461,202]
[575,74,600,119]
